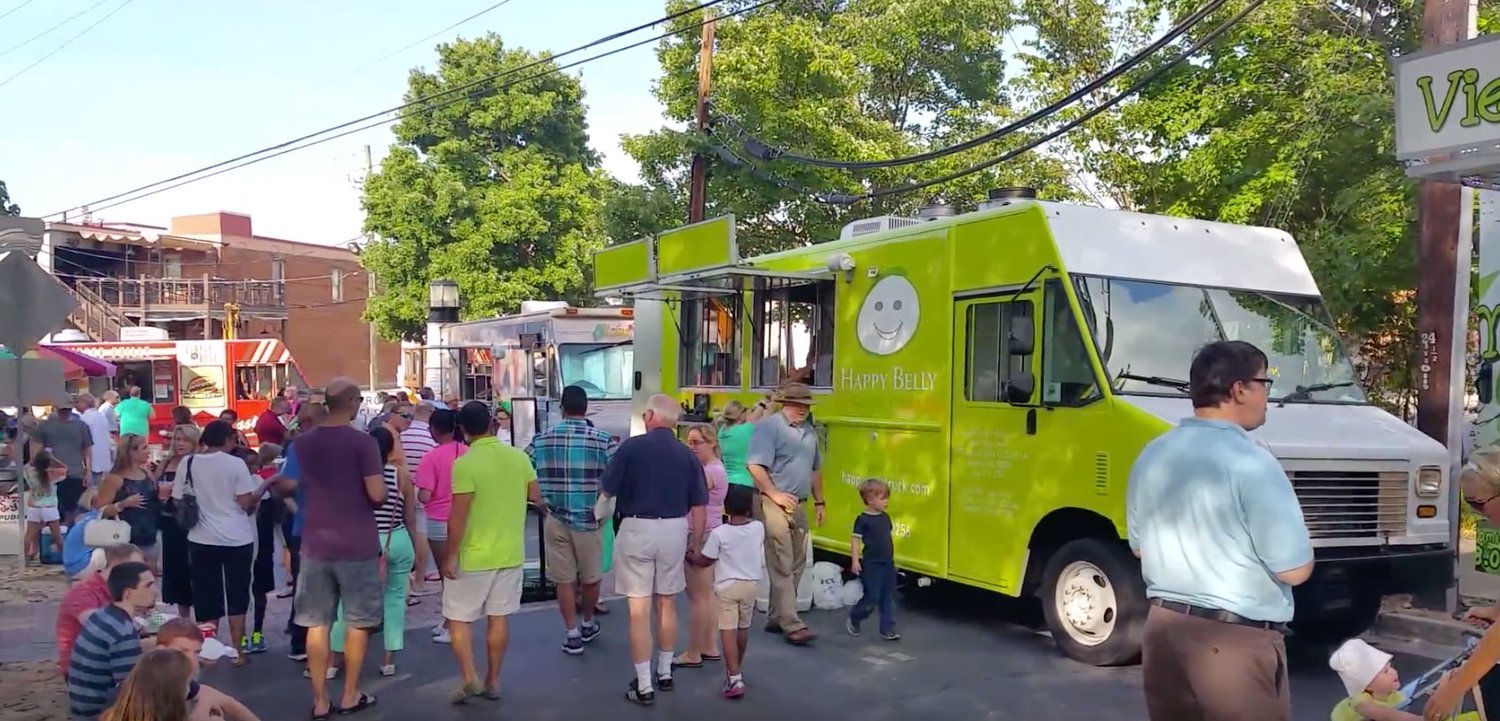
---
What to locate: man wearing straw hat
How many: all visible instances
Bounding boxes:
[746,382,825,647]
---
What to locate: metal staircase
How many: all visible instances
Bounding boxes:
[66,281,134,342]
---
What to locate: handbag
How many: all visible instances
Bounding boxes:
[174,457,202,530]
[83,516,130,547]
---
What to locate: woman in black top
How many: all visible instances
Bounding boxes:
[93,433,161,567]
[154,424,201,619]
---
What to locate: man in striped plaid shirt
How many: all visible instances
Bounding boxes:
[526,385,619,655]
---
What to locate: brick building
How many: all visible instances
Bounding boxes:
[42,211,398,389]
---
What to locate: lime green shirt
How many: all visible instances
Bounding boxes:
[1332,691,1480,721]
[451,436,535,572]
[719,422,756,487]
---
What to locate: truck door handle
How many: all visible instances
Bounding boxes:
[1026,408,1037,435]
[634,371,641,391]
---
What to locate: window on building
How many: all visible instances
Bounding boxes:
[753,281,835,388]
[331,269,344,302]
[965,299,1034,403]
[1040,280,1101,406]
[163,254,182,279]
[270,256,284,281]
[680,296,742,388]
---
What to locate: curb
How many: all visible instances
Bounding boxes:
[1372,609,1479,650]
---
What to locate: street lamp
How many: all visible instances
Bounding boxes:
[426,279,461,398]
[428,279,461,324]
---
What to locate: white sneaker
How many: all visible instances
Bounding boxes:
[302,667,338,680]
[379,664,396,677]
[432,629,451,644]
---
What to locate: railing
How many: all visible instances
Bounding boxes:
[74,277,286,310]
[67,282,133,342]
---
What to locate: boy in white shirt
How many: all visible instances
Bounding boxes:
[694,485,763,700]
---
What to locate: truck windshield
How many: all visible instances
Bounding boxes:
[558,342,633,400]
[1073,276,1366,404]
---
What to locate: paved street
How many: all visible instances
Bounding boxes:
[198,583,1467,721]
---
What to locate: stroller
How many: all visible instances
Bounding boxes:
[1396,630,1489,720]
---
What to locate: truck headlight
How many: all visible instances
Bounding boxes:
[1416,466,1442,498]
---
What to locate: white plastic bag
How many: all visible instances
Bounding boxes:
[811,561,844,609]
[839,578,865,607]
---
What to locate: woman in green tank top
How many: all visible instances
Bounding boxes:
[717,398,770,487]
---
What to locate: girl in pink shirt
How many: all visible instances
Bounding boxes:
[413,409,466,644]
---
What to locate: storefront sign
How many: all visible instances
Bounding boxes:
[1394,35,1500,162]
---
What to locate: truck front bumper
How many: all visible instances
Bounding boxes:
[1294,544,1453,617]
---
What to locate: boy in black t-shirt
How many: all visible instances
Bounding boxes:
[846,478,898,641]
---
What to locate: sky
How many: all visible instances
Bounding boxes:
[0,0,671,244]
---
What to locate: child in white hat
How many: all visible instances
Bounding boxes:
[1329,638,1480,721]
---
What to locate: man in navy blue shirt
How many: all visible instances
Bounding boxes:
[598,394,708,706]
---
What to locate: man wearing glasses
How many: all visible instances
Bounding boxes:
[1127,340,1314,721]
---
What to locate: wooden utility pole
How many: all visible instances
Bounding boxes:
[687,12,716,224]
[364,144,378,392]
[1414,0,1472,448]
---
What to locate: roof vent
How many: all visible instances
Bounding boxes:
[838,215,924,240]
[916,203,957,221]
[979,186,1039,211]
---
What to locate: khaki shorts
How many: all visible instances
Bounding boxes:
[442,566,523,622]
[715,580,757,630]
[613,516,688,598]
[543,514,604,585]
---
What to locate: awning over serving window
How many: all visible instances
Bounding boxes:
[592,214,826,302]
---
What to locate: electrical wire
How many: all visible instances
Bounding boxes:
[0,0,111,60]
[735,0,1230,170]
[297,0,522,95]
[47,0,737,218]
[0,0,39,22]
[717,0,1270,205]
[69,0,776,217]
[0,0,134,90]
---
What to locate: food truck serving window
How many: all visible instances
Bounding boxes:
[681,297,742,388]
[114,360,177,404]
[559,342,633,400]
[753,281,835,388]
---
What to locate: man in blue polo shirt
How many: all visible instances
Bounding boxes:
[597,394,708,706]
[67,561,157,719]
[1127,340,1314,721]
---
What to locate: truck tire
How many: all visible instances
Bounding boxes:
[1290,593,1382,644]
[1040,538,1149,666]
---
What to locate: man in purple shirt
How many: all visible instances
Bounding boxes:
[291,377,386,719]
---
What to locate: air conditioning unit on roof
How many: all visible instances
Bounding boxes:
[838,215,923,240]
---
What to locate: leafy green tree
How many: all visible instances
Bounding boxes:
[612,0,1077,254]
[0,180,19,216]
[360,34,606,341]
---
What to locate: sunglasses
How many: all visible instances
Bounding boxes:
[1468,493,1499,512]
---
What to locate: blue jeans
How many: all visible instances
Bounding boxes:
[849,559,896,635]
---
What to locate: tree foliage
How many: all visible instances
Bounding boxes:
[610,0,1078,254]
[0,180,18,216]
[360,34,606,341]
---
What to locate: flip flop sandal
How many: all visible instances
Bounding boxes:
[311,706,333,721]
[702,654,723,662]
[482,686,501,701]
[626,679,656,706]
[450,681,484,705]
[672,655,704,668]
[406,597,421,607]
[336,693,377,716]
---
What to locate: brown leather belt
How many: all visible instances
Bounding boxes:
[1150,598,1289,633]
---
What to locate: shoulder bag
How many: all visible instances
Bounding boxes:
[174,457,202,530]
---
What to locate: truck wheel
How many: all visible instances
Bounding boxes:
[1040,538,1148,666]
[1290,594,1382,644]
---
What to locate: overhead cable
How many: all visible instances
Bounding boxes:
[736,0,1230,170]
[69,0,778,217]
[47,0,740,218]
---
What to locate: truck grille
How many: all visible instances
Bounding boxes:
[1286,470,1408,540]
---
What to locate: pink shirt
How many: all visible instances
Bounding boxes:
[704,461,728,530]
[414,440,467,522]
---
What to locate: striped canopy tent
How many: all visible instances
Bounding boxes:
[0,344,118,382]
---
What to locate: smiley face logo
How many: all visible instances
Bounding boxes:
[856,275,920,355]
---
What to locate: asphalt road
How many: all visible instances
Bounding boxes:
[200,581,1470,721]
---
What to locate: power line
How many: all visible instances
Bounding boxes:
[735,0,1231,170]
[709,0,1270,205]
[0,0,40,22]
[297,0,521,95]
[0,0,111,60]
[47,0,737,218]
[0,0,134,90]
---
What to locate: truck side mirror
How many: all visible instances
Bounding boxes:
[1006,371,1035,404]
[1008,315,1035,356]
[1480,361,1494,405]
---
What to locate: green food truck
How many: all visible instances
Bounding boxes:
[592,189,1454,666]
